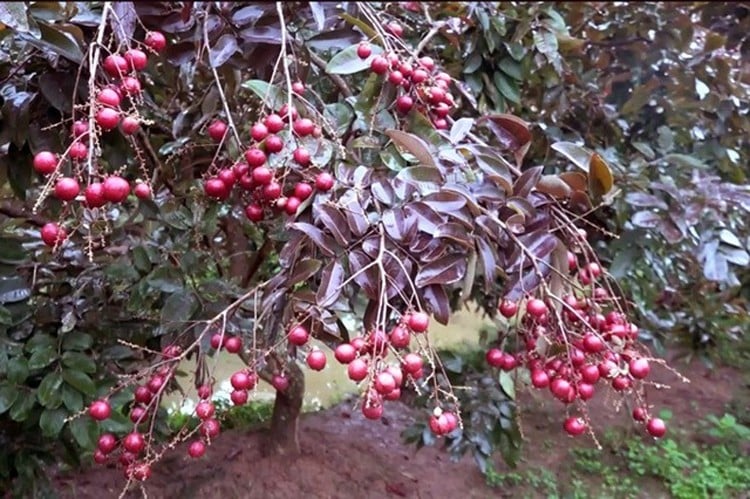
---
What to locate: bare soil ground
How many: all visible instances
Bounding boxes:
[55,351,748,499]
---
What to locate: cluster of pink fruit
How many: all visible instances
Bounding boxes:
[356,36,458,129]
[32,31,168,248]
[486,255,667,439]
[202,103,335,223]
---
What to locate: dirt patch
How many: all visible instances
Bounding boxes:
[56,351,746,499]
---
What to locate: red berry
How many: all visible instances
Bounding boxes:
[531,369,550,388]
[204,178,229,200]
[291,81,305,94]
[231,389,248,405]
[526,299,547,318]
[293,118,315,137]
[120,76,141,95]
[197,385,212,400]
[411,68,429,84]
[551,378,573,401]
[200,418,221,438]
[134,182,151,199]
[285,196,301,216]
[315,172,334,191]
[272,374,289,392]
[388,325,410,349]
[102,54,128,77]
[564,416,586,436]
[388,70,404,86]
[264,134,284,153]
[407,312,429,333]
[579,364,600,384]
[147,375,165,393]
[216,168,235,188]
[370,56,389,74]
[577,382,595,401]
[97,88,121,107]
[121,116,140,135]
[486,348,505,368]
[88,399,112,421]
[395,95,413,114]
[306,349,327,371]
[633,407,648,422]
[224,336,242,354]
[629,357,650,379]
[210,333,223,350]
[95,108,120,130]
[122,432,145,453]
[245,148,267,167]
[97,433,118,454]
[208,120,227,142]
[498,300,518,318]
[374,371,396,394]
[334,343,357,364]
[582,333,605,354]
[386,21,403,38]
[264,113,284,133]
[54,177,80,201]
[72,121,89,138]
[293,147,311,166]
[195,401,215,420]
[362,400,383,420]
[293,182,313,201]
[124,49,148,71]
[262,182,282,200]
[188,440,206,458]
[130,406,147,424]
[402,353,423,374]
[144,31,167,53]
[611,375,631,391]
[230,370,254,391]
[347,358,368,382]
[134,385,152,405]
[251,122,269,142]
[103,175,130,203]
[245,203,264,222]
[357,42,372,59]
[646,418,666,438]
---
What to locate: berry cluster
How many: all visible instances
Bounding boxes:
[357,40,458,129]
[32,31,168,249]
[487,254,667,439]
[201,106,334,221]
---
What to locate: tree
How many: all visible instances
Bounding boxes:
[0,2,690,495]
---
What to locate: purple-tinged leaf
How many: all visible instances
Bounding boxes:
[291,222,338,257]
[396,167,444,193]
[111,3,136,45]
[504,266,548,302]
[449,118,474,144]
[472,151,513,194]
[386,129,438,168]
[476,238,498,290]
[405,202,445,234]
[340,190,370,237]
[624,192,668,210]
[536,175,572,199]
[507,233,559,273]
[442,183,482,215]
[349,250,379,300]
[279,232,305,267]
[309,2,326,30]
[316,260,345,307]
[551,142,591,171]
[361,235,380,258]
[423,285,450,325]
[240,25,282,44]
[420,239,450,263]
[513,166,543,197]
[286,259,323,287]
[415,254,467,287]
[631,211,661,229]
[659,219,683,244]
[422,191,467,214]
[231,4,271,26]
[410,234,434,254]
[209,34,238,67]
[371,178,395,205]
[505,197,536,220]
[434,223,473,248]
[383,252,412,299]
[475,215,503,243]
[317,204,352,247]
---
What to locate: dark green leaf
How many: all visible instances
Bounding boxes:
[9,391,35,421]
[28,346,58,370]
[62,331,93,351]
[241,79,287,109]
[326,42,383,75]
[61,351,96,374]
[0,383,19,414]
[7,356,29,384]
[161,290,199,329]
[62,369,96,397]
[62,383,83,412]
[39,408,67,437]
[493,71,520,104]
[69,416,98,449]
[37,371,63,408]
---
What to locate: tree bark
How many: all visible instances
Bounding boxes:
[262,360,304,457]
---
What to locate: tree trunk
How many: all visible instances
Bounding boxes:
[262,360,304,457]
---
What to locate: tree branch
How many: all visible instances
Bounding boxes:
[0,201,47,227]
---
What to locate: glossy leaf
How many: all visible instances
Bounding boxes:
[415,254,467,287]
[326,42,383,74]
[291,222,338,257]
[588,153,614,200]
[551,142,592,171]
[386,130,438,169]
[316,260,345,307]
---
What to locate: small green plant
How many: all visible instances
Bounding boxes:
[166,399,274,435]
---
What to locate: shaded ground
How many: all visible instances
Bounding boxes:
[56,351,748,499]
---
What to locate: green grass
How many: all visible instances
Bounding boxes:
[485,413,750,499]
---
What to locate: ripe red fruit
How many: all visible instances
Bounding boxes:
[147,375,165,393]
[264,134,284,154]
[262,182,282,200]
[386,21,403,37]
[195,401,215,420]
[374,371,396,394]
[97,433,118,454]
[123,432,145,453]
[245,148,267,167]
[551,378,573,401]
[611,375,631,391]
[95,107,120,130]
[531,369,550,388]
[501,353,518,371]
[264,113,285,133]
[411,68,429,84]
[292,183,312,201]
[388,70,404,86]
[41,223,67,247]
[251,122,269,142]
[54,177,80,201]
[210,333,223,350]
[208,120,227,142]
[272,374,289,392]
[33,151,58,175]
[432,118,448,130]
[315,172,334,191]
[293,118,315,137]
[121,116,140,135]
[370,56,389,74]
[224,336,242,354]
[126,463,151,481]
[200,418,221,438]
[134,385,152,404]
[646,418,666,438]
[629,357,650,379]
[362,400,383,420]
[245,203,264,222]
[119,452,136,467]
[526,299,548,318]
[389,325,410,349]
[384,388,401,401]
[395,95,413,114]
[564,416,586,436]
[486,348,505,368]
[230,370,254,390]
[579,364,601,384]
[582,333,605,354]
[124,49,148,71]
[334,343,357,364]
[278,104,299,121]
[130,406,147,424]
[188,440,206,458]
[291,81,305,94]
[402,353,423,374]
[347,358,368,382]
[231,389,248,405]
[120,76,141,95]
[632,407,648,422]
[102,54,128,77]
[285,196,301,216]
[72,120,89,138]
[134,182,151,199]
[204,178,229,200]
[197,385,212,400]
[306,349,327,371]
[288,325,309,346]
[293,147,311,166]
[103,175,130,203]
[357,42,372,59]
[427,86,446,104]
[499,300,518,318]
[85,183,107,208]
[144,31,167,53]
[97,88,121,107]
[577,382,595,401]
[407,312,429,333]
